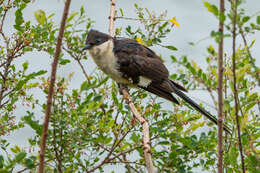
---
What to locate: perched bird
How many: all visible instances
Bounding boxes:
[82,29,231,134]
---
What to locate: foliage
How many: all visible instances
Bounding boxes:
[0,0,259,172]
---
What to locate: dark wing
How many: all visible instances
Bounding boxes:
[113,39,169,83]
[113,39,231,133]
[113,39,183,104]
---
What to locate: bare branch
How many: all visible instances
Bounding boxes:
[217,0,225,172]
[108,0,116,37]
[121,89,154,173]
[38,0,71,172]
[231,1,245,172]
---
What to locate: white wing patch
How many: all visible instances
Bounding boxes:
[138,76,152,87]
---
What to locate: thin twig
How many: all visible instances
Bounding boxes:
[217,0,225,172]
[87,127,134,173]
[238,25,260,86]
[52,99,63,173]
[17,159,52,173]
[231,1,246,172]
[116,16,169,22]
[0,0,10,43]
[38,0,71,172]
[108,0,116,37]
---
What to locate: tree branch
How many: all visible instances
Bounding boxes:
[121,89,154,173]
[217,0,225,172]
[231,1,245,172]
[38,0,71,172]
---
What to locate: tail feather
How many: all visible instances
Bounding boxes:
[140,84,179,104]
[139,79,231,134]
[168,80,231,134]
[169,80,187,92]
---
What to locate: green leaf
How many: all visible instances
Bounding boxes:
[245,102,256,112]
[0,155,4,168]
[22,62,29,70]
[34,70,47,76]
[24,158,35,169]
[257,16,260,25]
[198,69,202,78]
[171,55,177,62]
[14,7,24,31]
[165,45,178,51]
[80,81,89,91]
[242,16,250,23]
[15,152,26,162]
[34,10,46,25]
[59,59,71,65]
[202,73,207,81]
[158,141,170,145]
[67,12,79,23]
[80,6,85,16]
[219,12,226,22]
[94,95,102,102]
[249,39,255,48]
[204,2,218,16]
[130,132,140,143]
[112,91,118,105]
[119,8,124,16]
[95,76,109,88]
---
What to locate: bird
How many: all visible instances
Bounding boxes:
[82,29,231,134]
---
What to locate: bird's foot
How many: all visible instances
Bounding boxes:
[118,83,129,95]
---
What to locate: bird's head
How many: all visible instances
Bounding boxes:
[82,29,112,50]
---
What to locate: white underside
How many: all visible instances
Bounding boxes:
[89,39,152,88]
[138,76,152,87]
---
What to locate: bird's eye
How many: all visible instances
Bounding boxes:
[96,38,102,43]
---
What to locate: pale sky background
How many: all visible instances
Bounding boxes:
[2,0,260,172]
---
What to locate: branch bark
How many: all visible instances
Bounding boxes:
[108,0,154,172]
[38,0,71,172]
[231,1,246,172]
[121,89,154,173]
[217,0,225,172]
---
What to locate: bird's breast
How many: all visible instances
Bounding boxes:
[89,40,130,84]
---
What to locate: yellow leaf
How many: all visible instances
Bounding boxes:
[169,17,180,27]
[191,59,199,71]
[136,37,145,45]
[224,69,232,75]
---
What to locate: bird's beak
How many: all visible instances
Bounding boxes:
[82,44,92,51]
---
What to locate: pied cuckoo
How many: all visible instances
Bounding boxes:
[82,29,231,134]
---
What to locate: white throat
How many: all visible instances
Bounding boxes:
[89,40,129,84]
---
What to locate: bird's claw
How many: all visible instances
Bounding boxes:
[118,83,129,95]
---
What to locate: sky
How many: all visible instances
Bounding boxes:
[2,0,260,172]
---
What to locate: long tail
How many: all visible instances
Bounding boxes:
[169,80,231,134]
